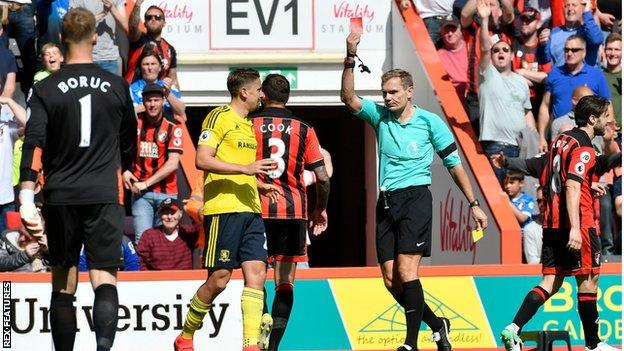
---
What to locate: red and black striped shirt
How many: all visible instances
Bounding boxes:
[133,114,184,195]
[252,108,324,219]
[540,128,597,229]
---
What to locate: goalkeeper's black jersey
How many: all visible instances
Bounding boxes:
[20,63,137,205]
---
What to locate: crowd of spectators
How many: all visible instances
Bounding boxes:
[412,0,622,261]
[0,0,194,272]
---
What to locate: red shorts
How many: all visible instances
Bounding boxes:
[541,227,601,276]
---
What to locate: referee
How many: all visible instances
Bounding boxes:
[19,8,137,351]
[340,32,488,351]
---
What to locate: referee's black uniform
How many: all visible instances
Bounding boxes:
[20,63,137,268]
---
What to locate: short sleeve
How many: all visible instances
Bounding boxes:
[544,71,554,93]
[168,124,184,153]
[566,146,595,184]
[521,79,531,110]
[353,98,385,128]
[198,114,226,149]
[429,114,461,168]
[303,127,324,170]
[129,85,141,106]
[171,86,182,99]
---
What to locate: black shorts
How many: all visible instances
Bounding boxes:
[376,186,432,264]
[202,212,267,269]
[542,227,601,276]
[42,204,124,269]
[264,219,307,262]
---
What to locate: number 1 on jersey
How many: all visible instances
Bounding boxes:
[79,94,92,147]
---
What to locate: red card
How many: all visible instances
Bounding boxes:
[350,17,363,34]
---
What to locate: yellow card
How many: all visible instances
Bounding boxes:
[472,229,484,243]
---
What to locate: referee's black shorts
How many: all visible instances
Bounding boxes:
[42,203,124,269]
[376,185,432,264]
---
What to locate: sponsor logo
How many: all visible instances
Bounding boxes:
[139,141,159,159]
[237,141,256,150]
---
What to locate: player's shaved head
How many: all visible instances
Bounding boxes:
[61,8,96,49]
[571,85,594,106]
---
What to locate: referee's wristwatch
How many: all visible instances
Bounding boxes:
[469,199,480,208]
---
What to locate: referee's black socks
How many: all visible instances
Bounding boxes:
[393,289,443,331]
[50,291,77,351]
[403,279,424,348]
[93,284,119,351]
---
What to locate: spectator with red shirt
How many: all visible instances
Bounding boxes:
[460,0,515,132]
[136,198,199,270]
[437,15,469,102]
[122,83,185,243]
[127,1,179,87]
[513,7,552,117]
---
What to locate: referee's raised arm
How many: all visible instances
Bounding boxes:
[340,32,363,113]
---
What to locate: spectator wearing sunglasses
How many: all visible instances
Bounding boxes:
[476,0,535,186]
[126,1,179,87]
[537,35,611,152]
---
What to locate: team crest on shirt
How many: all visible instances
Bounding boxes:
[580,151,591,163]
[574,162,585,175]
[199,129,210,142]
[219,250,230,263]
[158,132,168,142]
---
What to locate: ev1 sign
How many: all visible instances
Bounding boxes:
[210,0,314,50]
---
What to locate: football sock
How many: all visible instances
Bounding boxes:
[578,293,600,349]
[241,287,264,347]
[50,292,77,351]
[181,293,211,339]
[403,279,424,348]
[93,284,119,351]
[268,283,294,350]
[512,286,550,331]
[422,302,444,330]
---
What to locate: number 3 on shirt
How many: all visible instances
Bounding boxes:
[79,94,92,147]
[268,137,286,178]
